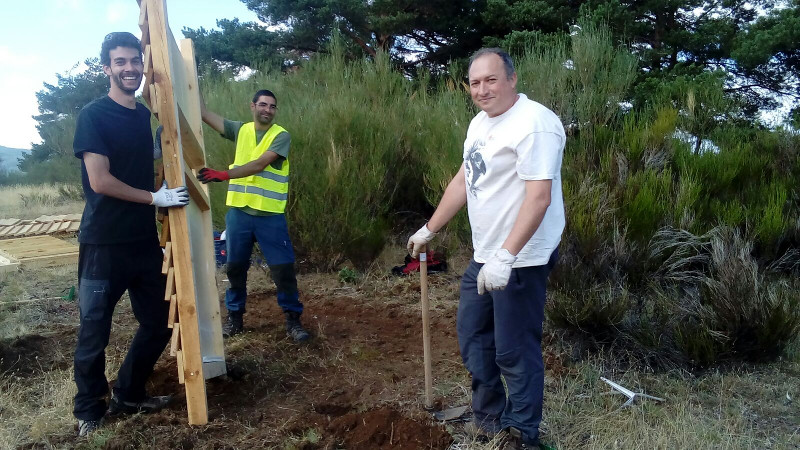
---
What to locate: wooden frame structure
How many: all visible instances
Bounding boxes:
[0,235,79,271]
[137,0,225,425]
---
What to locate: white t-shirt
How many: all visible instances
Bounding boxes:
[463,93,565,267]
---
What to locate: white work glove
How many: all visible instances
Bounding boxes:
[477,249,517,295]
[407,224,437,258]
[150,181,189,207]
[153,125,163,160]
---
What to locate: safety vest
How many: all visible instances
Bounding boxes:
[226,122,290,213]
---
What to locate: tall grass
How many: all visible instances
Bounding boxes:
[0,183,84,220]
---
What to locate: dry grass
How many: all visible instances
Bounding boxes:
[0,183,84,220]
[0,249,798,449]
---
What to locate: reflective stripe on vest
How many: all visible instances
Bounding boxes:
[226,122,290,213]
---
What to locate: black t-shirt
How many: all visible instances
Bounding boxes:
[73,96,157,244]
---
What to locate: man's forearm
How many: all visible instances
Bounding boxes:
[501,180,552,255]
[91,172,153,204]
[427,164,467,233]
[227,152,280,179]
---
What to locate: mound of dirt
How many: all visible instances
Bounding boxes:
[0,329,73,377]
[327,407,452,450]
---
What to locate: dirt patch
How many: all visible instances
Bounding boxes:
[0,328,73,377]
[91,286,462,448]
[327,407,453,449]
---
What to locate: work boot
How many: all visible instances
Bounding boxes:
[285,311,311,342]
[223,310,244,338]
[503,426,541,449]
[77,418,103,437]
[108,393,172,416]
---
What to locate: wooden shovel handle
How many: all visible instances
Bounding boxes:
[420,245,433,409]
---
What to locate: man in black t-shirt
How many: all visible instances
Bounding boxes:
[71,32,189,437]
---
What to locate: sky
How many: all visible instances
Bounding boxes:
[0,0,263,150]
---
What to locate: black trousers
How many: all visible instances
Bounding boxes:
[73,239,170,421]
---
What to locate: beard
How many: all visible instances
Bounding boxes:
[111,71,141,94]
[255,114,273,126]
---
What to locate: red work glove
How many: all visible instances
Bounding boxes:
[197,167,230,183]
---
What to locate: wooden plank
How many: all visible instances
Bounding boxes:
[168,293,178,327]
[184,165,210,211]
[66,222,80,233]
[17,224,34,236]
[176,349,185,384]
[149,84,159,114]
[179,38,206,170]
[0,236,79,259]
[138,0,147,28]
[170,322,180,355]
[0,219,22,227]
[46,221,62,233]
[161,241,172,275]
[18,252,79,268]
[143,44,152,78]
[57,221,71,232]
[9,225,26,236]
[25,223,43,236]
[164,267,174,301]
[177,107,205,169]
[159,214,170,248]
[0,243,77,255]
[139,0,150,49]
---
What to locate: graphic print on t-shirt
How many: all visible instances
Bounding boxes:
[465,139,487,197]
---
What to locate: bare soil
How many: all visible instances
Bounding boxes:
[5,271,480,449]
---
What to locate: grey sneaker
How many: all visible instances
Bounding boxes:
[77,418,103,437]
[108,394,172,416]
[285,311,311,342]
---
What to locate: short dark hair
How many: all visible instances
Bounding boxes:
[469,48,515,79]
[252,89,277,104]
[101,32,142,66]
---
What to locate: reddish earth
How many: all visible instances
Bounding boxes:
[4,271,568,448]
[104,278,463,449]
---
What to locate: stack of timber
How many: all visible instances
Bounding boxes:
[0,235,79,272]
[0,214,81,239]
[139,0,226,426]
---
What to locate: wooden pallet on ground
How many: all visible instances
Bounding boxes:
[0,235,79,270]
[0,214,81,239]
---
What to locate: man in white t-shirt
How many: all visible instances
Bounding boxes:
[408,48,565,448]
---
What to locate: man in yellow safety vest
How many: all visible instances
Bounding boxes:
[198,89,310,342]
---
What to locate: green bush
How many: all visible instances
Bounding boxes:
[546,283,631,335]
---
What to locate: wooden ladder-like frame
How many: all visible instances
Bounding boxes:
[138,0,226,425]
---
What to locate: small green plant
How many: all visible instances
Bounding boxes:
[338,266,359,284]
